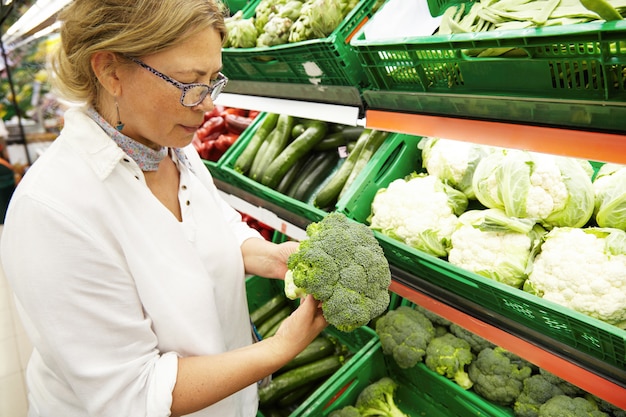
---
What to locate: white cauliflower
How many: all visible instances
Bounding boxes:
[473,149,595,228]
[419,137,493,199]
[370,173,468,257]
[524,227,626,329]
[449,209,546,288]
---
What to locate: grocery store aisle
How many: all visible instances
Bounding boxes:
[0,225,31,417]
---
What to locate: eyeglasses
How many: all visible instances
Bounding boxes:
[126,56,228,107]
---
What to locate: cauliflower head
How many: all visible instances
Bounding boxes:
[449,208,546,288]
[524,227,626,328]
[593,163,626,230]
[285,212,391,332]
[375,306,435,369]
[370,173,468,258]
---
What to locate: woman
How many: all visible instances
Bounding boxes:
[0,1,327,416]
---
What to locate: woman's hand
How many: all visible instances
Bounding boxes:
[240,238,299,279]
[271,294,328,357]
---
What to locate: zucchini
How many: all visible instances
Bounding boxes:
[256,305,292,338]
[338,130,389,200]
[248,132,273,181]
[250,293,288,327]
[291,151,339,203]
[313,127,365,151]
[234,113,279,175]
[258,355,344,406]
[285,152,323,198]
[260,121,328,189]
[280,336,335,372]
[313,129,373,209]
[250,114,294,181]
[275,155,307,194]
[263,316,287,338]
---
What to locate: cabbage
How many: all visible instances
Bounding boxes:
[419,137,493,199]
[593,163,626,231]
[473,149,595,228]
[224,11,258,48]
[449,208,546,288]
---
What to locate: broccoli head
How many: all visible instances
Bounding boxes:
[285,212,392,332]
[538,368,584,397]
[449,323,496,354]
[467,347,532,406]
[328,405,363,417]
[375,306,435,369]
[513,374,565,417]
[425,332,475,389]
[538,395,609,417]
[354,377,409,417]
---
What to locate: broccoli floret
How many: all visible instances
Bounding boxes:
[328,405,363,417]
[538,395,609,417]
[449,323,496,354]
[375,306,435,369]
[513,374,565,417]
[354,377,409,417]
[590,395,626,417]
[468,347,532,406]
[538,368,585,397]
[425,332,475,389]
[285,212,392,332]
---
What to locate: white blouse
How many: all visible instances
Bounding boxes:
[1,107,263,417]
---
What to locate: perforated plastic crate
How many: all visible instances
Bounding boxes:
[336,132,626,372]
[222,0,377,87]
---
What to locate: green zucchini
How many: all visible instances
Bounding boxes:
[263,316,287,339]
[256,305,292,338]
[338,130,389,200]
[250,114,295,181]
[313,129,373,209]
[275,156,307,194]
[313,127,365,151]
[260,121,328,189]
[285,152,324,198]
[258,355,344,406]
[234,113,279,175]
[248,132,273,181]
[250,293,288,327]
[291,151,339,203]
[280,336,335,372]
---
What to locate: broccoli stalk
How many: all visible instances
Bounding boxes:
[284,212,392,332]
[424,332,475,390]
[355,377,409,417]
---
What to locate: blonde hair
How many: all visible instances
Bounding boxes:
[50,0,227,105]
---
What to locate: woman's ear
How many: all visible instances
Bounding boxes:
[91,51,123,97]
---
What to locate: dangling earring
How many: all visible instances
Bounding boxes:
[115,99,125,131]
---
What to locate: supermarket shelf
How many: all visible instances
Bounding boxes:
[389,266,626,410]
[365,110,626,165]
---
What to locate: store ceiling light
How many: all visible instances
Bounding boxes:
[2,0,70,45]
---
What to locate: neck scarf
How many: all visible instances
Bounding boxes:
[87,107,191,172]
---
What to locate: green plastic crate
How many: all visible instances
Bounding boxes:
[222,0,377,87]
[298,341,514,417]
[351,20,626,103]
[245,275,380,417]
[336,133,626,372]
[224,0,255,13]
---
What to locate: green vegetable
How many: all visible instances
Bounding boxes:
[467,347,533,406]
[314,127,365,151]
[256,305,292,337]
[314,129,374,209]
[328,406,363,417]
[338,130,389,200]
[375,306,436,369]
[280,335,335,371]
[288,0,345,42]
[448,323,495,354]
[255,114,295,180]
[592,163,626,230]
[276,155,307,195]
[257,15,293,47]
[290,150,339,202]
[514,374,566,417]
[354,377,409,417]
[538,395,609,417]
[258,355,344,405]
[425,332,475,389]
[284,212,392,332]
[261,120,328,189]
[234,112,279,175]
[538,368,585,397]
[223,10,258,48]
[250,292,288,326]
[580,0,623,20]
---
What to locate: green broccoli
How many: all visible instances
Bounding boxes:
[425,332,475,389]
[467,347,532,406]
[328,405,363,417]
[354,377,409,417]
[513,374,565,417]
[538,368,584,397]
[538,395,609,417]
[375,306,435,369]
[590,395,626,417]
[284,212,392,332]
[449,323,496,354]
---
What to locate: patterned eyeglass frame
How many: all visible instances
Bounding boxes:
[126,56,228,107]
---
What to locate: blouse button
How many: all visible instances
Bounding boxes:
[181,184,187,190]
[123,158,130,163]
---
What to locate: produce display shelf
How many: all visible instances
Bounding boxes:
[365,110,626,165]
